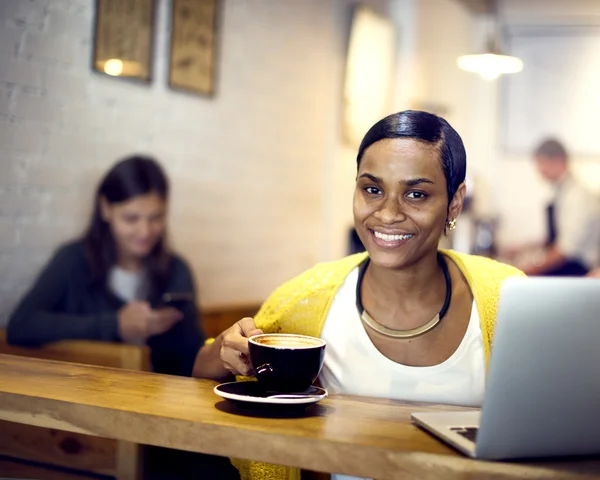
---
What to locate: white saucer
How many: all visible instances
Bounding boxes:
[214,381,328,406]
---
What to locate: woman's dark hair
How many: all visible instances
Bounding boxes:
[357,110,467,203]
[83,155,170,301]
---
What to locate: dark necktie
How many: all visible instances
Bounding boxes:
[546,202,557,245]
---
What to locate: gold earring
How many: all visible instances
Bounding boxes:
[447,218,457,231]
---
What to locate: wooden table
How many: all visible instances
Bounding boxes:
[0,354,599,480]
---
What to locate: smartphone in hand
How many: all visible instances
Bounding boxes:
[161,292,194,312]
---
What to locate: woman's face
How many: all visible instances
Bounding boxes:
[101,192,167,261]
[353,138,464,270]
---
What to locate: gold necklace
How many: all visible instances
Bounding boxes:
[360,310,442,339]
[356,253,452,339]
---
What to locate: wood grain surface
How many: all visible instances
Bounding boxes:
[1,354,599,480]
[0,333,148,480]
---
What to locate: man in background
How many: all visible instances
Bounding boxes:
[509,138,600,276]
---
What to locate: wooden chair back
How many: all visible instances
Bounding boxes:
[0,329,149,480]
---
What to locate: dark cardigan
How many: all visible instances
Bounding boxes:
[6,241,205,377]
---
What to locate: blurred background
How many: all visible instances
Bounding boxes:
[1,0,600,324]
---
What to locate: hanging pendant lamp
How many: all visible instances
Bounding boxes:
[457,0,523,81]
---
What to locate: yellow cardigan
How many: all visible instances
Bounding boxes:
[232,250,524,480]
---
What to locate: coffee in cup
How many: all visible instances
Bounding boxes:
[248,333,326,393]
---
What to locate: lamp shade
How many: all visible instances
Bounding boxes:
[457,52,523,80]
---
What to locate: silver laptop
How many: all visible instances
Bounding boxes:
[411,277,600,460]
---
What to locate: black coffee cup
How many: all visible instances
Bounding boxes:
[248,333,326,393]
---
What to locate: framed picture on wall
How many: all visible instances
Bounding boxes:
[169,0,219,96]
[92,0,157,82]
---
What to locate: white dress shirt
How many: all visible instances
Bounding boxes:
[553,173,600,269]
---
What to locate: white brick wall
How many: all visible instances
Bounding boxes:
[1,0,392,325]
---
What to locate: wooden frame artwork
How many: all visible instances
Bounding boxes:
[169,0,218,96]
[92,0,157,82]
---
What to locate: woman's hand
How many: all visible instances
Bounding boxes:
[219,317,263,376]
[117,301,183,343]
[191,317,263,380]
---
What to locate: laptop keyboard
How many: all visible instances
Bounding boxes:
[450,426,479,442]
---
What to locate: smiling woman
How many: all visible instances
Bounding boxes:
[193,110,525,480]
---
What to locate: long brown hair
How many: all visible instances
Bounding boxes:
[83,155,170,302]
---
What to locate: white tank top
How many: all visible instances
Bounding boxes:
[320,268,486,480]
[320,267,486,406]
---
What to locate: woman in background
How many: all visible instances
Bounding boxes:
[7,155,239,479]
[7,155,201,376]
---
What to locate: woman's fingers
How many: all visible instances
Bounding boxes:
[221,346,253,376]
